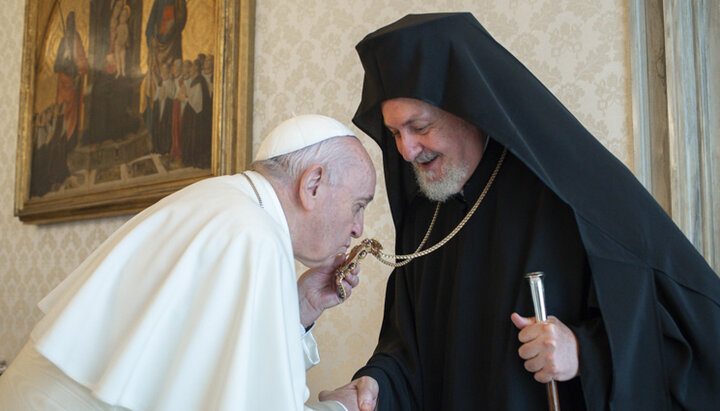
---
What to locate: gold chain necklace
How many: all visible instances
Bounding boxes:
[241,172,264,208]
[335,147,507,299]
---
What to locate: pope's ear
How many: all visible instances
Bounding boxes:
[298,164,324,210]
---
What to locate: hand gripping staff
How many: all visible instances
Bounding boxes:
[525,271,561,411]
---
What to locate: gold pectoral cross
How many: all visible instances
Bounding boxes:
[335,238,383,300]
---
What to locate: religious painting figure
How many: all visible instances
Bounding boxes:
[143,0,187,130]
[169,58,187,165]
[201,54,213,97]
[30,105,64,197]
[29,11,89,196]
[163,54,213,169]
[192,56,212,168]
[151,61,174,155]
[113,4,131,78]
[85,0,142,146]
[179,59,196,167]
[54,11,88,151]
[146,0,187,79]
[180,57,211,169]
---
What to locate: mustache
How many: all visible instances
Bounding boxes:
[414,151,440,164]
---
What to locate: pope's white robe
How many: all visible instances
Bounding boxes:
[0,172,345,411]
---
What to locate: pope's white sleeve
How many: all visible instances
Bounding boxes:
[301,325,321,371]
[298,326,348,411]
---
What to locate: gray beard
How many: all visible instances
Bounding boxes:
[413,159,469,202]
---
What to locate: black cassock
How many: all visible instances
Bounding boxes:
[352,13,720,410]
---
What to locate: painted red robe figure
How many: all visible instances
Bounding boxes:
[54,11,88,148]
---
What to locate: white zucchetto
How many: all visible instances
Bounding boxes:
[254,114,356,161]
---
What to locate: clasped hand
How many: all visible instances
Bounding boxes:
[320,376,378,411]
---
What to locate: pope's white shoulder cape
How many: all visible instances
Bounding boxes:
[31,172,309,410]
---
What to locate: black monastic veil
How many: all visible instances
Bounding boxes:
[351,13,720,410]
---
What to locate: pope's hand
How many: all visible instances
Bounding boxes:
[319,376,378,411]
[297,254,360,328]
[511,313,580,383]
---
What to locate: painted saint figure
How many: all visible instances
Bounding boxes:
[143,0,187,128]
[32,11,89,196]
[54,11,88,149]
[180,58,211,169]
[151,62,174,155]
[113,5,131,78]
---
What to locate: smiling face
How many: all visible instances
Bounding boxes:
[381,98,486,201]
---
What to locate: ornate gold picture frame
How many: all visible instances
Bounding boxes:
[14,0,254,223]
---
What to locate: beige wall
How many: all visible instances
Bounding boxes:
[0,0,630,401]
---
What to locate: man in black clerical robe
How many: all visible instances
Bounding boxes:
[321,13,720,411]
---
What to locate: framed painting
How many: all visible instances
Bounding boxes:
[14,0,254,223]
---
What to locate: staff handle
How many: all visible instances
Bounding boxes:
[525,272,561,411]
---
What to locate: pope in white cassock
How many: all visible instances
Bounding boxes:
[0,115,377,411]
